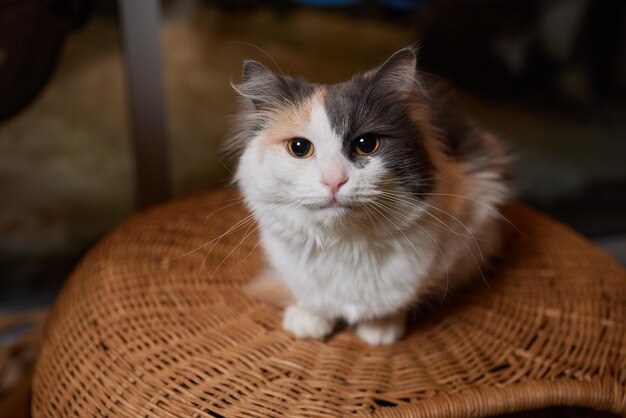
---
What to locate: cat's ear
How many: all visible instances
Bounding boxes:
[371,46,422,96]
[233,60,286,111]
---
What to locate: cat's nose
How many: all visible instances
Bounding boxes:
[322,176,348,195]
[319,155,349,195]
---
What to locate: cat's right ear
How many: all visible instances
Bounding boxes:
[370,46,421,97]
[232,60,285,111]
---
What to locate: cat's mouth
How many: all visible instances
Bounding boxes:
[299,196,358,212]
[319,197,351,210]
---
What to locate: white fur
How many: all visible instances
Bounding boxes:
[236,98,509,345]
[356,315,406,346]
[283,305,335,339]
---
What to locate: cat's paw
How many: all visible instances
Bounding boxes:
[283,305,335,340]
[356,316,405,346]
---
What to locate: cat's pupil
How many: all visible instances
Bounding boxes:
[290,139,311,158]
[355,134,378,154]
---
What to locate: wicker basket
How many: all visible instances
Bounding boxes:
[32,189,626,417]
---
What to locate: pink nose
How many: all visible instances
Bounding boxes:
[322,176,348,195]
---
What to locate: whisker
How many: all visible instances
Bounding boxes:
[194,216,256,290]
[174,196,291,263]
[195,197,294,289]
[204,198,245,220]
[376,191,492,292]
[231,41,284,75]
[368,200,451,303]
[374,190,485,262]
[205,222,261,290]
[173,212,256,262]
[373,190,496,293]
[421,192,521,234]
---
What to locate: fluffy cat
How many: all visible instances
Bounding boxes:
[227,46,511,345]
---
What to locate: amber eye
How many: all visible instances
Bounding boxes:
[287,138,314,158]
[353,134,380,156]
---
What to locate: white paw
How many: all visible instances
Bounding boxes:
[283,305,335,340]
[356,318,405,346]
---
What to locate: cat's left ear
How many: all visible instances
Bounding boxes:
[371,45,422,96]
[233,60,287,111]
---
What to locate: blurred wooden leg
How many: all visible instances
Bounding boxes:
[118,0,170,209]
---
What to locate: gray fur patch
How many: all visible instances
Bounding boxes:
[237,60,315,112]
[323,49,435,196]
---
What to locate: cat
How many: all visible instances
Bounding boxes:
[227,45,511,345]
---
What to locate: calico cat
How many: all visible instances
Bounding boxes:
[227,46,511,345]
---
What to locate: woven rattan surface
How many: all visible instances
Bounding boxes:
[32,189,626,417]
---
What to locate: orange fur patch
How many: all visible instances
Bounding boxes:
[407,95,469,240]
[256,88,326,160]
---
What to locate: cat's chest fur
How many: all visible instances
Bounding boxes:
[259,211,437,323]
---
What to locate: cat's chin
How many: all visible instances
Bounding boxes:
[320,200,349,210]
[316,204,351,215]
[308,201,353,222]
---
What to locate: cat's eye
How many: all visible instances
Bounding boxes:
[287,138,314,158]
[353,134,380,156]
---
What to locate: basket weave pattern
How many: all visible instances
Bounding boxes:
[32,190,626,417]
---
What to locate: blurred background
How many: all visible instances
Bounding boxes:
[0,1,625,415]
[1,1,625,315]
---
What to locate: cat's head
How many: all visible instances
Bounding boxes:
[229,46,438,227]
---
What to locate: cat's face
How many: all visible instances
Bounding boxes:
[233,47,435,227]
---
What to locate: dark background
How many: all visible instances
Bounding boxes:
[1,0,625,312]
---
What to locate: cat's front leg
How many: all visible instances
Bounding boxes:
[355,310,406,346]
[283,305,336,340]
